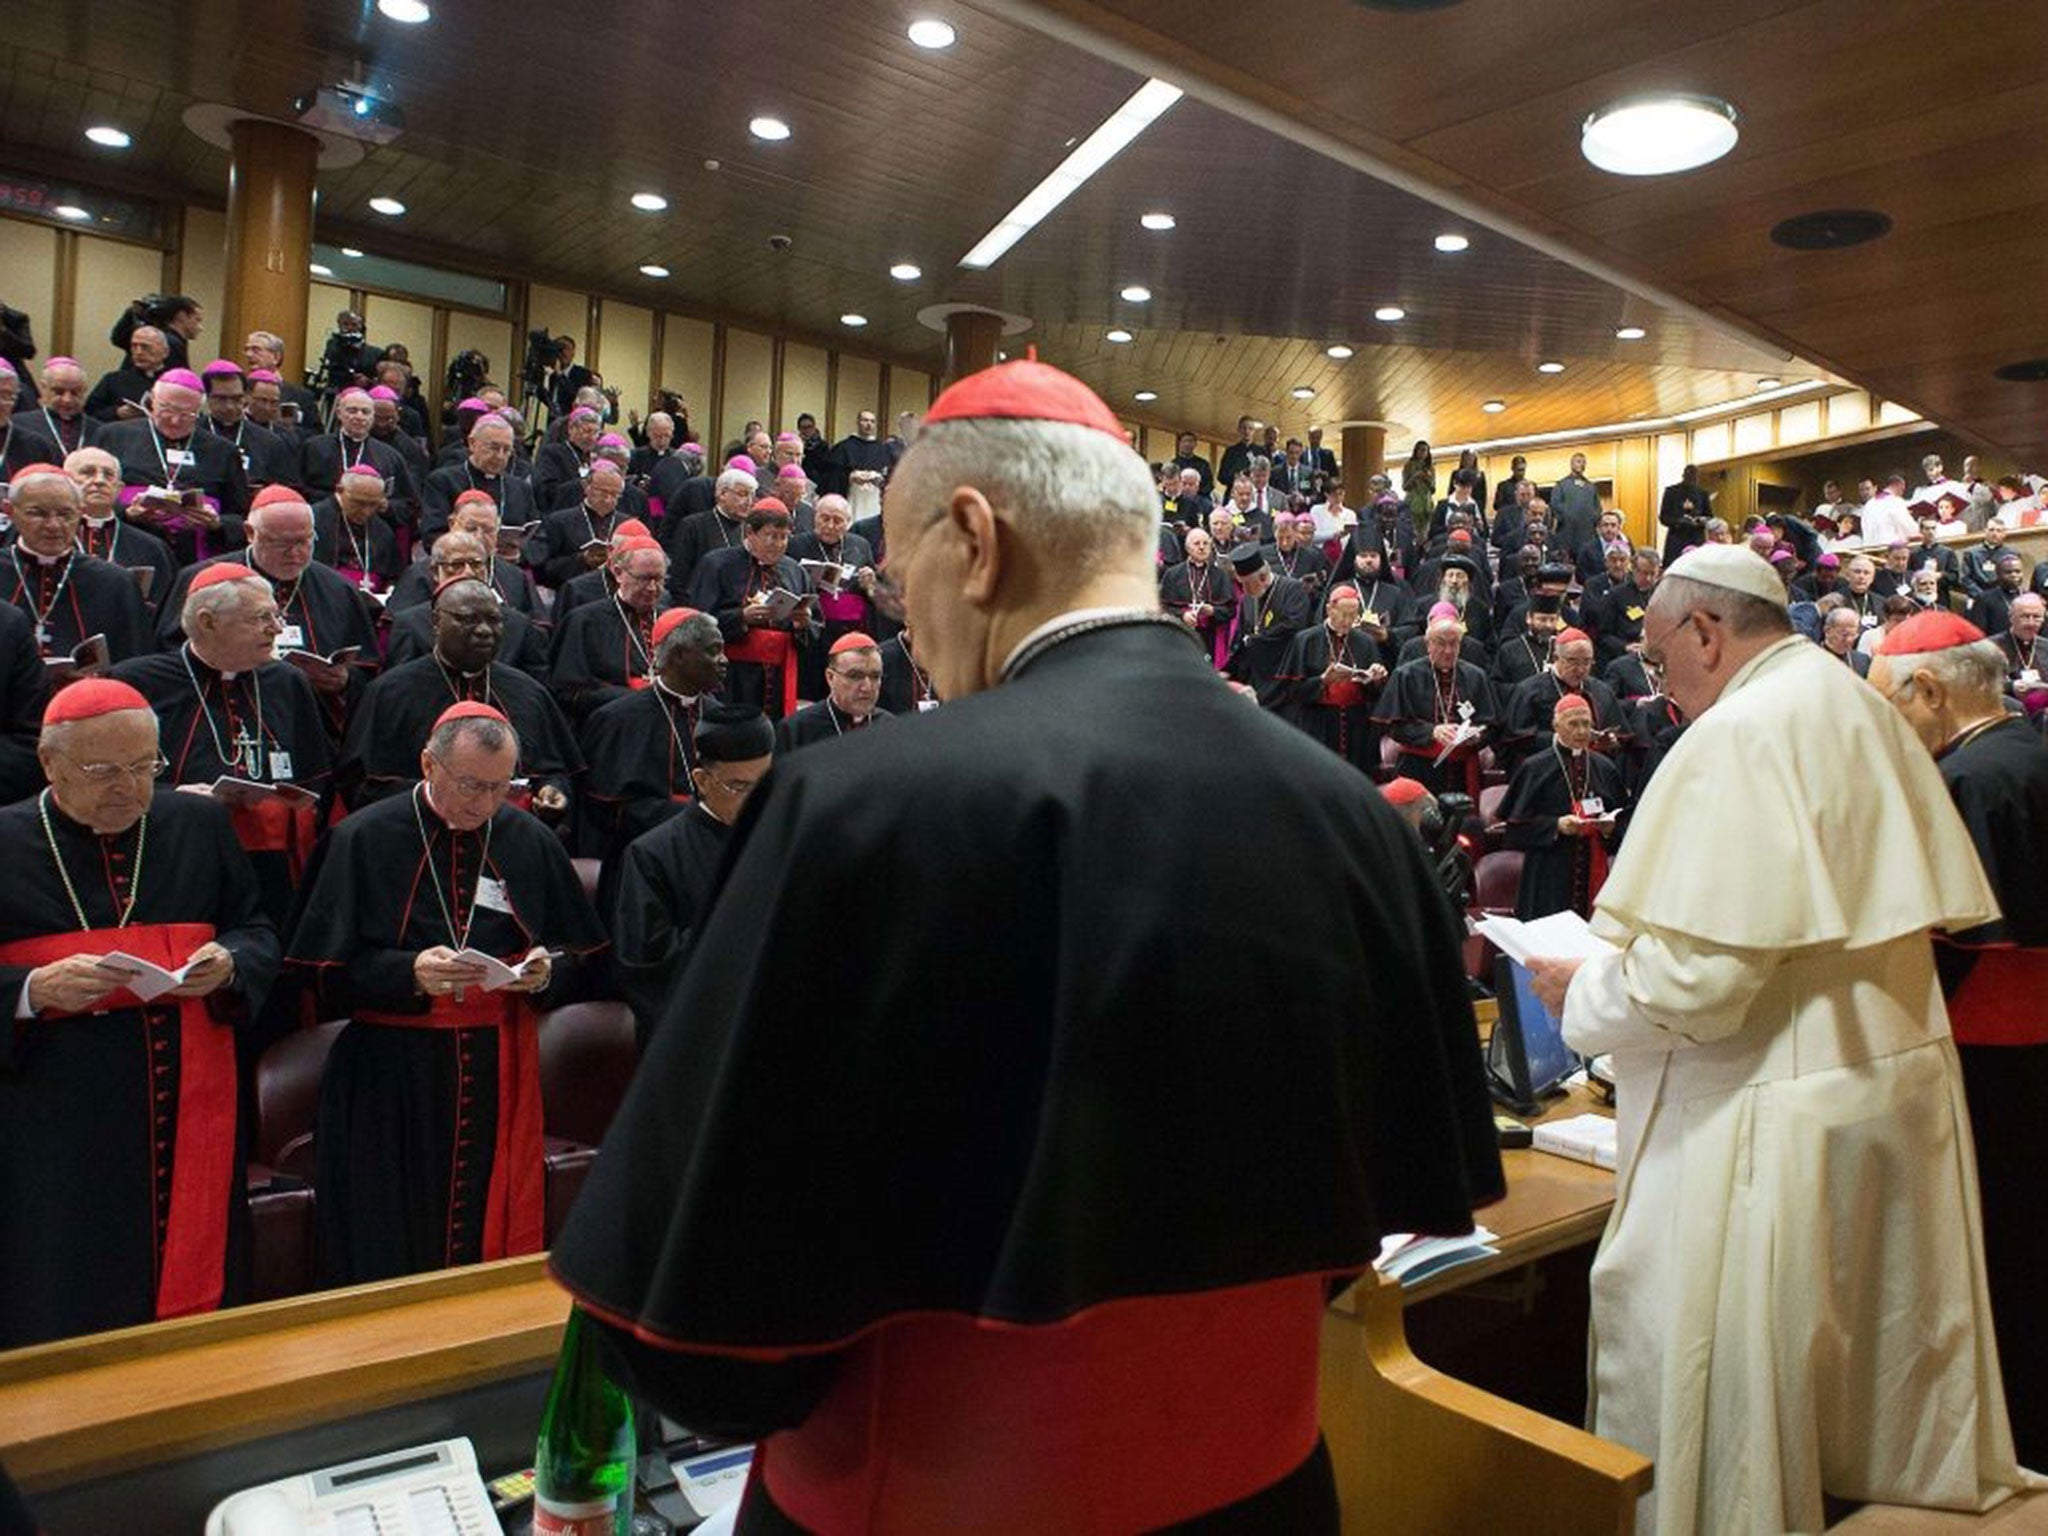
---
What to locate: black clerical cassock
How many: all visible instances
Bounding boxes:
[0,604,47,803]
[1500,739,1628,919]
[532,501,620,590]
[111,645,334,920]
[609,800,732,1048]
[0,785,277,1348]
[1276,622,1385,772]
[99,416,251,564]
[1158,556,1237,670]
[1222,558,1314,703]
[686,547,813,719]
[419,465,537,544]
[774,699,892,755]
[76,512,178,615]
[337,655,583,812]
[387,601,552,683]
[876,632,938,717]
[1377,655,1499,798]
[573,681,703,861]
[550,617,1502,1530]
[4,545,153,662]
[661,506,747,598]
[549,596,669,722]
[288,782,607,1283]
[1931,704,2048,1467]
[312,496,403,595]
[387,552,542,619]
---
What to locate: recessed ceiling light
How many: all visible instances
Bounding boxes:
[84,126,131,149]
[1582,94,1739,176]
[1537,360,1565,374]
[309,262,334,276]
[957,78,1182,269]
[840,313,868,328]
[1770,208,1892,251]
[907,18,956,48]
[1993,358,2048,383]
[377,0,431,20]
[1433,233,1469,253]
[1756,377,1782,390]
[52,205,90,222]
[639,264,670,278]
[750,116,792,142]
[1615,324,1646,340]
[630,192,668,212]
[368,196,406,216]
[1326,344,1354,359]
[1105,328,1134,343]
[1291,386,1316,400]
[1140,211,1176,231]
[889,262,922,281]
[1374,305,1405,322]
[340,247,364,258]
[1134,390,1158,402]
[1120,284,1152,303]
[1481,399,1507,414]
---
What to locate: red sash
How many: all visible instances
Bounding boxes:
[226,794,320,883]
[725,626,800,716]
[1323,678,1367,709]
[358,989,547,1260]
[0,921,233,1320]
[1396,739,1485,800]
[1943,945,2048,1047]
[1571,796,1612,905]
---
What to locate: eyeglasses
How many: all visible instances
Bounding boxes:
[830,669,883,683]
[434,556,489,573]
[698,770,764,800]
[58,752,167,787]
[427,754,516,798]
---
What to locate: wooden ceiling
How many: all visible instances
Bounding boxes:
[993,0,2048,458]
[0,0,1885,447]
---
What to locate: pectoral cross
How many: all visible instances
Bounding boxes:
[231,724,264,780]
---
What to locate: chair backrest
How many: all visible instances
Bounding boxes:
[1479,783,1509,825]
[254,1019,349,1173]
[537,1001,639,1147]
[1473,850,1525,913]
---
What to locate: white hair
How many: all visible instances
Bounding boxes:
[891,418,1156,563]
[182,575,267,634]
[2,468,80,507]
[716,468,759,496]
[1884,638,2007,701]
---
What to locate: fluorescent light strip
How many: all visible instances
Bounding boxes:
[1426,380,1830,457]
[958,78,1183,269]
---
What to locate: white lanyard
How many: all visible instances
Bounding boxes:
[180,643,268,779]
[412,784,491,950]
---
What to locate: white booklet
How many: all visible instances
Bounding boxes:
[799,559,847,589]
[755,587,808,622]
[1431,721,1482,764]
[1532,1113,1620,1171]
[1468,909,1618,968]
[99,950,200,1002]
[448,948,549,991]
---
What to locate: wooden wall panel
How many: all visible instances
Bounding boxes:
[364,295,435,377]
[719,328,774,457]
[444,311,516,395]
[833,356,882,440]
[887,367,931,433]
[659,316,715,449]
[780,343,829,436]
[526,284,585,349]
[73,235,165,375]
[596,300,653,420]
[179,207,228,356]
[305,282,356,381]
[0,218,60,360]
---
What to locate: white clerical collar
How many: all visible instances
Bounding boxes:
[19,545,70,566]
[653,677,697,705]
[83,513,116,528]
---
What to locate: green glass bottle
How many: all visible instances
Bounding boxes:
[533,1307,636,1535]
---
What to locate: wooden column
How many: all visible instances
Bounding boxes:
[222,119,318,377]
[942,309,1003,386]
[1340,424,1387,490]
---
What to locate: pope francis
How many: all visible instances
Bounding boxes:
[1529,543,2034,1535]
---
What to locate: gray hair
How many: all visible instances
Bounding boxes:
[427,714,519,761]
[655,612,722,664]
[890,418,1157,565]
[1653,574,1792,639]
[1921,453,1944,476]
[1884,638,2007,702]
[2,468,80,507]
[716,467,758,496]
[1248,454,1272,474]
[182,574,268,635]
[247,330,286,357]
[646,411,673,432]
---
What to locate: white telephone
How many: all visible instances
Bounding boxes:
[205,1437,497,1535]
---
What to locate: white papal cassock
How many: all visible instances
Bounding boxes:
[1562,634,2037,1535]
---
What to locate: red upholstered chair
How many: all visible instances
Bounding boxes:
[247,1020,348,1302]
[538,1001,639,1242]
[1477,783,1510,852]
[1465,850,1526,983]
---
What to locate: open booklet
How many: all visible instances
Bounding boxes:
[98,950,204,1002]
[1468,909,1618,968]
[799,558,852,589]
[176,777,320,810]
[43,633,110,679]
[279,643,362,669]
[754,587,809,623]
[1431,721,1483,765]
[448,948,554,991]
[496,521,541,559]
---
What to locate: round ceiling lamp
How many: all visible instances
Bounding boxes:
[1581,94,1739,176]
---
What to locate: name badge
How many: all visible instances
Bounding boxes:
[276,624,305,649]
[917,699,939,713]
[166,449,194,466]
[1362,609,1382,627]
[1861,612,1879,629]
[269,751,294,782]
[474,875,513,914]
[1624,605,1644,621]
[1579,796,1605,817]
[2020,670,2042,687]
